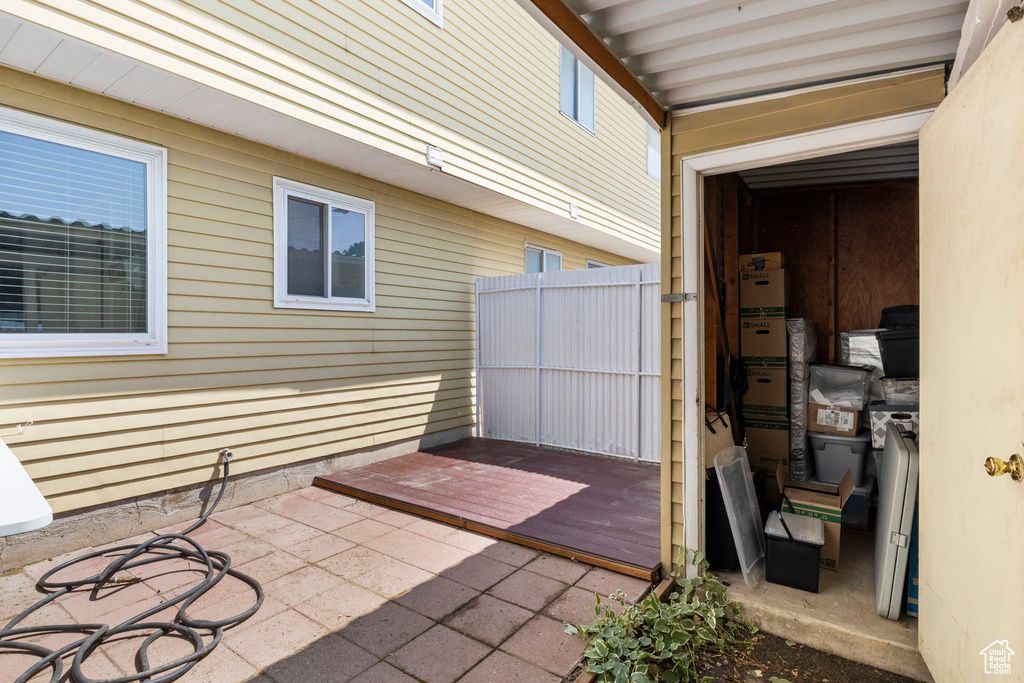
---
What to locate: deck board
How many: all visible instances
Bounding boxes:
[314,438,661,578]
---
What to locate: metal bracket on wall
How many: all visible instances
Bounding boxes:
[661,292,697,302]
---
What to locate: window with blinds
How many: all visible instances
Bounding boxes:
[0,107,167,358]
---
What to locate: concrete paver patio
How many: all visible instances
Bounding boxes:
[0,486,651,682]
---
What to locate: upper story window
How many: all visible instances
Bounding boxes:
[646,125,661,180]
[273,178,375,312]
[0,106,167,358]
[559,46,595,134]
[526,245,562,274]
[400,0,443,27]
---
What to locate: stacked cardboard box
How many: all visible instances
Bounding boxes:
[739,253,791,474]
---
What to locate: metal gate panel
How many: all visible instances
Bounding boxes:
[476,263,660,462]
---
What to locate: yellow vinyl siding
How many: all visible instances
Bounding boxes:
[0,67,635,514]
[7,0,658,253]
[664,68,946,562]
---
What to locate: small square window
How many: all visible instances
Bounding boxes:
[400,0,443,27]
[274,178,375,312]
[559,46,596,134]
[526,246,562,274]
[587,260,610,269]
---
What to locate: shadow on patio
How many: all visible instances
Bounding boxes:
[0,459,654,683]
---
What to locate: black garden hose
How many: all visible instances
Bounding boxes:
[1,449,264,683]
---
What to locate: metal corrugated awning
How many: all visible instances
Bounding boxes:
[541,0,970,110]
[738,141,919,189]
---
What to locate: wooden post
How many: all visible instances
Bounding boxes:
[722,174,740,358]
[703,177,720,408]
[827,190,837,362]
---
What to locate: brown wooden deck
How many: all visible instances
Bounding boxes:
[314,438,661,579]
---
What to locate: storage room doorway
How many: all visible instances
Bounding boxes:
[684,114,927,679]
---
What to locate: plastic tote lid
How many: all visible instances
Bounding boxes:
[714,446,766,587]
[765,510,825,546]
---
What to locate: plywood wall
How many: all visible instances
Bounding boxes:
[746,180,919,360]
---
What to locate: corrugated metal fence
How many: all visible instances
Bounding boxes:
[475,263,660,462]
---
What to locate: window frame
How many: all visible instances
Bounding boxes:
[525,245,563,274]
[559,46,597,135]
[586,259,611,269]
[0,106,167,359]
[273,177,376,313]
[399,0,443,28]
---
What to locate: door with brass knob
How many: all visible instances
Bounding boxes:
[985,454,1023,482]
[919,34,1024,683]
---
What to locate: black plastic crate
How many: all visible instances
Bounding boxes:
[765,510,824,593]
[879,328,919,378]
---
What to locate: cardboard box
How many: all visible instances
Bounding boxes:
[739,252,784,272]
[740,269,790,319]
[808,403,861,436]
[776,466,854,571]
[745,417,790,475]
[742,367,788,419]
[741,318,788,367]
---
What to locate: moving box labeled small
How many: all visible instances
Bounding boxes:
[741,318,788,367]
[776,466,855,571]
[742,367,788,419]
[740,252,785,272]
[740,269,790,318]
[745,417,789,475]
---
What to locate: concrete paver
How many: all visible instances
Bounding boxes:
[1,487,653,683]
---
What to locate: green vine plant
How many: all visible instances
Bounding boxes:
[565,549,755,683]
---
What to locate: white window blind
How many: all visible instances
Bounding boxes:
[0,107,167,358]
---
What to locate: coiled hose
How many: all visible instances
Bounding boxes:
[1,449,264,683]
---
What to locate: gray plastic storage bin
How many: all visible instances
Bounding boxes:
[809,430,871,486]
[808,364,872,410]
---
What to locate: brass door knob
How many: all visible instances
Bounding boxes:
[985,454,1024,482]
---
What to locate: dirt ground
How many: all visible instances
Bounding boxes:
[567,631,919,683]
[695,632,918,683]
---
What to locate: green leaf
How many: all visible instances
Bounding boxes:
[770,678,793,683]
[564,624,579,635]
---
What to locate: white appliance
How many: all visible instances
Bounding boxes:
[875,423,919,620]
[0,436,52,537]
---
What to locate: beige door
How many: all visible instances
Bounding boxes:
[918,20,1024,683]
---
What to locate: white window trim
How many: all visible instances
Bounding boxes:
[399,0,443,27]
[0,106,167,359]
[273,177,376,313]
[586,259,611,268]
[525,244,563,273]
[560,50,597,136]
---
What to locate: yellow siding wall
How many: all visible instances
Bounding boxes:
[664,69,946,559]
[8,0,660,253]
[0,68,635,515]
